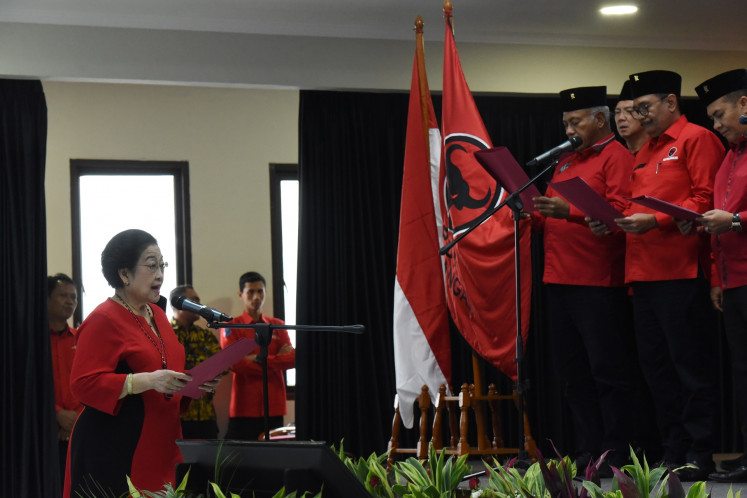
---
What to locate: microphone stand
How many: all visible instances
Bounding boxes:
[441,155,561,471]
[440,157,558,255]
[206,321,364,441]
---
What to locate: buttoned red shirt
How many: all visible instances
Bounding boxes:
[220,312,295,418]
[538,134,633,287]
[50,325,83,417]
[711,135,747,290]
[624,115,724,283]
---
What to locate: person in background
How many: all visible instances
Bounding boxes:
[615,80,649,154]
[614,70,724,481]
[170,284,221,439]
[692,68,747,482]
[48,273,83,478]
[221,271,295,441]
[64,229,218,497]
[531,86,639,472]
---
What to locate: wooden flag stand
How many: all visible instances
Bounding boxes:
[388,353,537,468]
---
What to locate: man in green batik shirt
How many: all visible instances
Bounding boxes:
[170,285,221,439]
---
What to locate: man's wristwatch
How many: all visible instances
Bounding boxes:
[732,212,743,232]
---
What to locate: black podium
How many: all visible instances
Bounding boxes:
[176,440,371,497]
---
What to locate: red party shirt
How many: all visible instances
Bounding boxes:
[64,299,186,497]
[220,312,295,418]
[711,135,747,290]
[624,115,724,283]
[50,325,83,417]
[538,134,633,287]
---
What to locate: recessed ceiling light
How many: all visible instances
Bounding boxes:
[600,5,638,15]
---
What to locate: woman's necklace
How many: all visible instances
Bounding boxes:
[113,293,168,369]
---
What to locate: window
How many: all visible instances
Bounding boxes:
[70,160,191,325]
[270,163,299,387]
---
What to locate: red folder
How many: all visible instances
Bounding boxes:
[549,176,624,230]
[474,147,542,212]
[175,337,255,398]
[625,195,702,220]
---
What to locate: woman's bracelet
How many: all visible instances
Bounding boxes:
[126,373,134,395]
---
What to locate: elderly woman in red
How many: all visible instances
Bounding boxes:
[63,229,216,497]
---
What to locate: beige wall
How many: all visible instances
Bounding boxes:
[44,81,299,318]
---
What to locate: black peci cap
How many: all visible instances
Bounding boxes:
[619,80,633,101]
[629,70,682,98]
[559,86,607,112]
[695,69,747,107]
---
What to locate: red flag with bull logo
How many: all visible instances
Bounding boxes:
[439,6,531,380]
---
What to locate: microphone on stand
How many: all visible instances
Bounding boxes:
[739,114,747,125]
[526,136,583,167]
[171,295,232,322]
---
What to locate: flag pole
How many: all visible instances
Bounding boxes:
[414,16,430,159]
[441,0,533,465]
[443,0,453,34]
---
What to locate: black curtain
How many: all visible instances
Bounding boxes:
[295,89,735,459]
[0,81,56,496]
[296,91,411,455]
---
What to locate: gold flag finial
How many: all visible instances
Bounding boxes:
[443,0,453,31]
[415,15,424,33]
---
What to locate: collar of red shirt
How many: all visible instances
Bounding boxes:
[577,133,616,158]
[240,311,267,324]
[49,325,74,336]
[649,114,688,148]
[731,134,746,151]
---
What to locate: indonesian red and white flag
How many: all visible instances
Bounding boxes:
[393,17,451,429]
[439,6,531,380]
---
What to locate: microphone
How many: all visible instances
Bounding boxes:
[171,295,232,322]
[740,114,747,125]
[526,136,583,167]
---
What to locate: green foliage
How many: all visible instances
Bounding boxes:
[615,448,668,498]
[209,481,241,498]
[390,445,471,497]
[535,445,581,498]
[127,468,191,498]
[684,482,707,498]
[333,440,396,497]
[477,457,547,498]
[120,442,741,498]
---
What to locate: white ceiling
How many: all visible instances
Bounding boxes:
[2,0,744,52]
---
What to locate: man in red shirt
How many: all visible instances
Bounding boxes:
[693,68,747,482]
[615,70,725,480]
[47,273,83,476]
[532,86,641,471]
[615,80,649,154]
[221,271,295,440]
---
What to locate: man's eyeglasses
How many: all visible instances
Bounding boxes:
[614,107,635,118]
[631,97,668,118]
[139,262,168,274]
